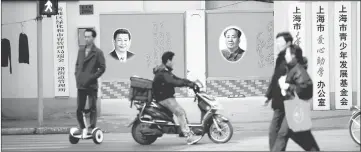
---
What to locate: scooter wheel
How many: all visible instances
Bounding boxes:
[208,121,233,144]
[69,134,79,144]
[131,120,158,145]
[92,129,104,144]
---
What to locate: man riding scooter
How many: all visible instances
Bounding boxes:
[152,51,201,145]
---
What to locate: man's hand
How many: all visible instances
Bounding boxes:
[83,80,91,88]
[263,99,271,107]
[188,81,196,88]
[83,78,94,88]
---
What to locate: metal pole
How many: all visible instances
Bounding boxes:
[36,0,44,127]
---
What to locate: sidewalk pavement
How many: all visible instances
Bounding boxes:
[1,97,352,135]
[181,129,360,151]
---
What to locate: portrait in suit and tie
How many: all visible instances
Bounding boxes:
[219,26,247,63]
[109,28,135,63]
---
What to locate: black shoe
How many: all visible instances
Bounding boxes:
[87,128,94,135]
[179,133,185,137]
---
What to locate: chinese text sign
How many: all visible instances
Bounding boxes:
[312,2,330,110]
[334,2,352,110]
[53,2,69,97]
[288,2,306,52]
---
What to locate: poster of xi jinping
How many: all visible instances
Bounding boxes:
[99,13,185,81]
[109,28,135,63]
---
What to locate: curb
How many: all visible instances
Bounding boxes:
[2,127,70,135]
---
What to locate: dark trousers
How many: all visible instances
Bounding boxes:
[77,89,98,129]
[269,109,285,150]
[269,109,320,151]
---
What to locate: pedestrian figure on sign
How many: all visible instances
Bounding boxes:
[45,0,53,12]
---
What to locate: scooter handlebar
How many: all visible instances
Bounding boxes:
[192,84,200,94]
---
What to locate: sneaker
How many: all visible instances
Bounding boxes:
[186,132,203,145]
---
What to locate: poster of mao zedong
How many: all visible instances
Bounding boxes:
[109,28,135,63]
[219,26,247,63]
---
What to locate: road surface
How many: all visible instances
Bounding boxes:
[2,129,359,151]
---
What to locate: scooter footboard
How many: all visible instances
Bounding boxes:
[69,128,78,136]
[190,126,204,135]
[161,125,181,134]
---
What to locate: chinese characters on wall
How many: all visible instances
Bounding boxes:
[289,2,306,51]
[53,2,69,97]
[145,21,172,68]
[335,2,352,109]
[312,2,330,110]
[256,21,274,68]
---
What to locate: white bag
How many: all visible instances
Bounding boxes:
[284,92,312,132]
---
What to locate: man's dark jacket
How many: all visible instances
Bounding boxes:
[75,45,106,90]
[152,64,192,101]
[265,46,308,110]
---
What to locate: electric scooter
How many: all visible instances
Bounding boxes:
[128,78,233,145]
[68,109,104,144]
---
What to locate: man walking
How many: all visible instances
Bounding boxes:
[265,32,319,151]
[264,31,290,151]
[74,28,106,137]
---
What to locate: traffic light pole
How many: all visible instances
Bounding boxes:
[36,0,44,127]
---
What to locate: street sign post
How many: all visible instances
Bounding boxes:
[36,0,44,127]
[37,0,59,127]
[37,0,58,127]
[39,0,58,17]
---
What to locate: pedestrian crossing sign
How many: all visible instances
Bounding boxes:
[39,0,58,16]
